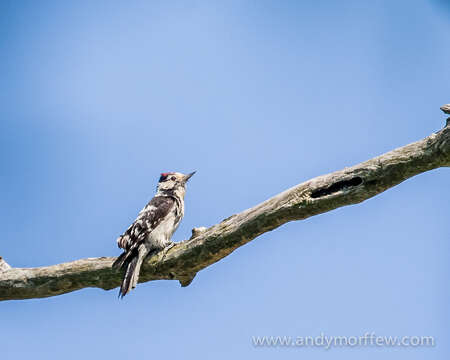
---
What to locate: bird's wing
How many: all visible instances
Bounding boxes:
[117,196,176,250]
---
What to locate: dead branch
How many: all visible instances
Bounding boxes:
[1,111,449,301]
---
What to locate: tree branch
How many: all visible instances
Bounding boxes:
[1,116,449,301]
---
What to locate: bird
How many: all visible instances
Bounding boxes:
[112,171,196,298]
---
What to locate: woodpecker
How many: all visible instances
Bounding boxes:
[112,171,195,297]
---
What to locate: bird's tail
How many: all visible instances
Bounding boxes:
[113,244,149,298]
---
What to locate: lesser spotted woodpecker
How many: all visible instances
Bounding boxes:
[112,171,195,297]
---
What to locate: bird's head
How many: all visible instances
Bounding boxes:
[156,171,196,196]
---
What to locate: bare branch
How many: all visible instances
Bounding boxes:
[1,119,449,301]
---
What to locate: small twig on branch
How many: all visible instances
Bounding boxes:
[440,104,450,127]
[1,107,449,301]
[440,103,450,115]
[0,257,12,272]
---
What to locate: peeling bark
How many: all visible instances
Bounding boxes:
[1,119,449,301]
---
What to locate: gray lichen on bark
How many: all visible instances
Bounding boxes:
[0,115,449,301]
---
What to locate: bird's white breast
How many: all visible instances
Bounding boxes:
[146,206,182,249]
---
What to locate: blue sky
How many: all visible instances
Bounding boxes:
[1,1,449,359]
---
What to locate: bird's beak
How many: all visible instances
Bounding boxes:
[184,171,196,182]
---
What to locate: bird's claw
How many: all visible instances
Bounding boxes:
[161,242,176,261]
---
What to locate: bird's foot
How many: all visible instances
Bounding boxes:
[161,242,176,261]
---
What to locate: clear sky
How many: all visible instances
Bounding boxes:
[1,1,449,359]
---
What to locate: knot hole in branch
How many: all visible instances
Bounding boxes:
[311,177,363,198]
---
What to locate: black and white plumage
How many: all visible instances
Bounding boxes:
[112,171,195,298]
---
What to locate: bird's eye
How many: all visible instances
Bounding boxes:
[171,176,176,181]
